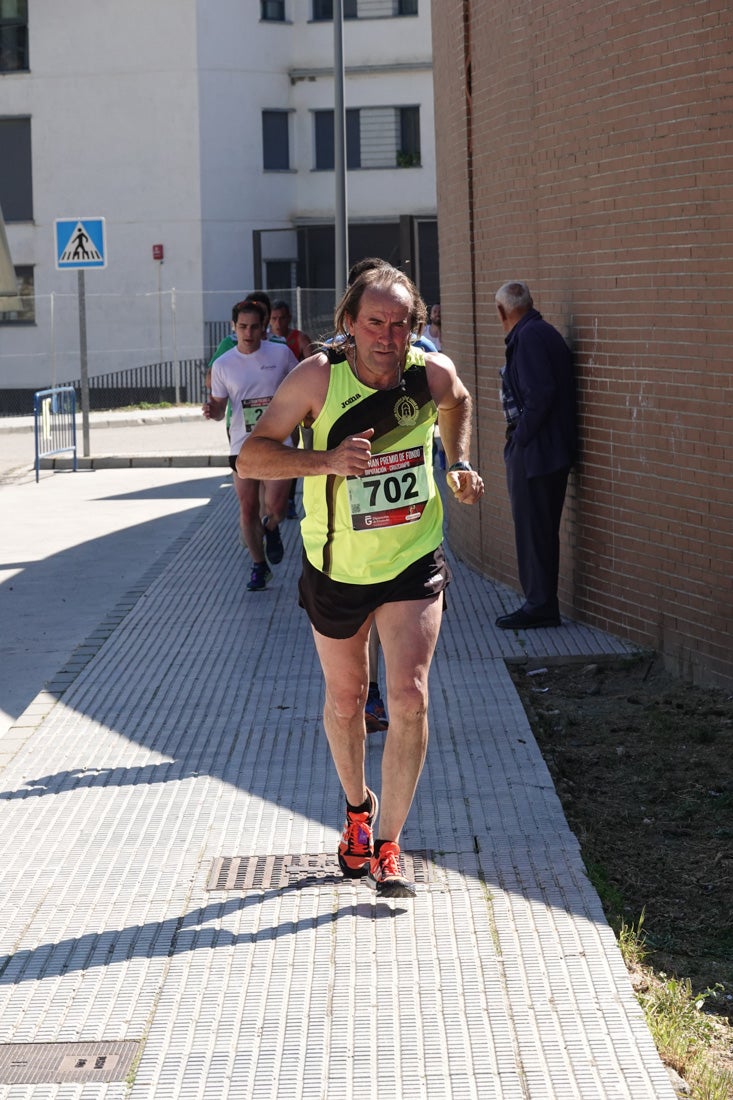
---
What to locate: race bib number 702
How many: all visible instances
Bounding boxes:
[347,446,429,530]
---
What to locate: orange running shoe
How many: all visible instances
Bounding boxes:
[367,840,416,898]
[337,788,378,878]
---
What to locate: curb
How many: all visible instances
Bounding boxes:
[0,407,203,435]
[39,454,230,470]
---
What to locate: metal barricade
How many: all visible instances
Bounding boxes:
[34,386,78,482]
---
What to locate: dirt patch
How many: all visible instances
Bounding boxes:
[509,653,733,1030]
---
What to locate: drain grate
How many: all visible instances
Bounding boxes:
[0,1041,140,1085]
[207,851,436,891]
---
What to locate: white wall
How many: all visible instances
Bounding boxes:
[1,0,204,389]
[0,0,435,389]
[196,7,299,318]
[195,2,436,319]
[290,67,436,219]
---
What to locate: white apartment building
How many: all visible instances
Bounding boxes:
[0,0,437,400]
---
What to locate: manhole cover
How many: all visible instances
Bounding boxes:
[207,851,436,891]
[0,1041,139,1085]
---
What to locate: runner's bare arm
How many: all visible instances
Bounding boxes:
[203,394,227,421]
[426,352,484,505]
[237,355,374,480]
[426,353,473,466]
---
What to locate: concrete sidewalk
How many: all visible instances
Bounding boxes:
[0,419,677,1098]
[0,407,226,482]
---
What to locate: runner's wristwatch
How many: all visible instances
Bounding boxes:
[448,461,473,472]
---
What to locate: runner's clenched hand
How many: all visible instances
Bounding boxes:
[329,429,375,477]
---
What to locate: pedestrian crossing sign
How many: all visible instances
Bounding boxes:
[55,217,107,270]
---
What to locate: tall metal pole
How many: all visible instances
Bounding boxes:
[334,0,348,295]
[171,287,181,405]
[77,270,90,457]
[50,291,57,389]
[157,259,163,362]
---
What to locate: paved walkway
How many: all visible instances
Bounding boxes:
[0,413,676,1098]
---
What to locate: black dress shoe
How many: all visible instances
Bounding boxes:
[495,608,561,630]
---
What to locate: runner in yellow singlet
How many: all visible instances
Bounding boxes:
[237,264,484,897]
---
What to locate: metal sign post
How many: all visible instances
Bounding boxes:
[54,217,107,457]
[77,270,90,455]
[153,244,164,363]
[171,287,181,405]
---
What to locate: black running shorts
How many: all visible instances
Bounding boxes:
[298,544,452,639]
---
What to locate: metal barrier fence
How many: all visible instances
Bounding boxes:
[0,358,208,417]
[60,357,208,410]
[34,386,77,482]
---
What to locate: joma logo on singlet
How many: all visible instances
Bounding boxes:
[341,392,362,408]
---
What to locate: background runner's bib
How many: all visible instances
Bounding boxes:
[301,348,444,584]
[242,396,271,432]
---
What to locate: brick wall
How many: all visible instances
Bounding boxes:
[432,0,733,686]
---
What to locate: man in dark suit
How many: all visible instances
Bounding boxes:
[494,281,578,629]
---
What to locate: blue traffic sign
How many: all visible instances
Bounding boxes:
[55,218,107,270]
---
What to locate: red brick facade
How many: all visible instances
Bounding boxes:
[431,0,733,686]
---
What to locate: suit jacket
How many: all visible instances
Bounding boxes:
[503,309,578,478]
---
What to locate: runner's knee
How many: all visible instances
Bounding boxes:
[327,686,367,724]
[386,679,428,719]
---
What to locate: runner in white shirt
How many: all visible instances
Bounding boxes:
[203,299,298,590]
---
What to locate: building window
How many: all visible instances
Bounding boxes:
[0,117,33,221]
[398,105,421,167]
[262,110,290,171]
[0,265,34,324]
[0,0,28,72]
[320,106,420,170]
[315,107,420,169]
[265,260,296,290]
[314,109,361,170]
[312,0,357,20]
[312,0,416,16]
[261,0,285,20]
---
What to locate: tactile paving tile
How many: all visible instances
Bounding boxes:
[0,484,675,1099]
